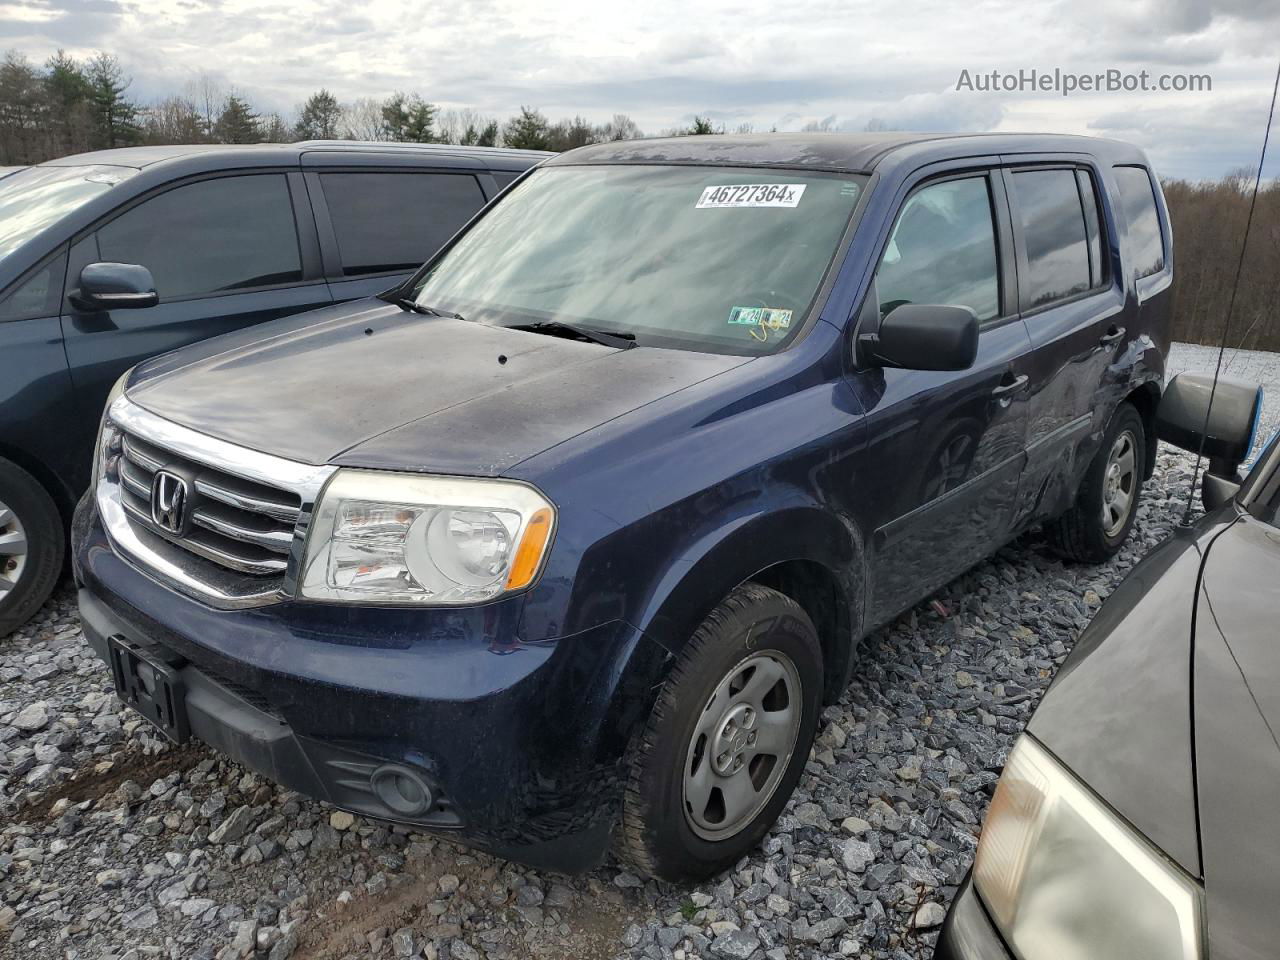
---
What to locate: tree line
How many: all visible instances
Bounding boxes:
[0,49,719,161]
[2,49,1277,351]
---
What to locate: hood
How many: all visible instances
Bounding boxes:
[1027,521,1220,876]
[127,299,750,475]
[1190,513,1280,960]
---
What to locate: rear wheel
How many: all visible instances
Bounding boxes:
[615,583,823,882]
[0,458,64,638]
[1047,404,1145,563]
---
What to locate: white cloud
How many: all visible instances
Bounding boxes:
[7,0,1278,178]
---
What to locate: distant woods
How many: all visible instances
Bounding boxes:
[1163,175,1280,352]
[1,49,1277,351]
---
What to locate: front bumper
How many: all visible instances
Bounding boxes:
[934,873,1013,960]
[73,493,666,872]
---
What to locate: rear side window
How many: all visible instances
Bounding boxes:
[319,173,486,277]
[1113,166,1165,280]
[1011,169,1092,308]
[96,175,302,300]
[875,176,1000,322]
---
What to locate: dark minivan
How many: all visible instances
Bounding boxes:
[73,133,1173,880]
[0,141,547,633]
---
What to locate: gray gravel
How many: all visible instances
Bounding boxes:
[0,343,1275,960]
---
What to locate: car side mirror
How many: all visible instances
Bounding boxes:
[859,303,979,371]
[72,262,158,311]
[1156,372,1264,510]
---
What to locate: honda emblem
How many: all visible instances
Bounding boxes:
[150,470,189,534]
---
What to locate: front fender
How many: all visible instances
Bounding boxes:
[633,504,862,656]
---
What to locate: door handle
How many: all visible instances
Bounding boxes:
[1099,325,1126,345]
[991,374,1029,398]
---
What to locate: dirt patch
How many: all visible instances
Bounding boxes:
[295,856,634,960]
[17,743,206,823]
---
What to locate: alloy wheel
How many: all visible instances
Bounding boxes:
[682,651,802,842]
[0,499,28,597]
[1101,429,1138,538]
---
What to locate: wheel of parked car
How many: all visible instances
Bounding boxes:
[616,582,823,882]
[0,458,64,638]
[1047,403,1146,563]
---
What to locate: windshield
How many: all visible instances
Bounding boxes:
[0,164,137,262]
[411,165,866,354]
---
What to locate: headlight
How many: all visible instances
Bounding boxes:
[973,736,1202,960]
[92,371,130,489]
[299,469,555,605]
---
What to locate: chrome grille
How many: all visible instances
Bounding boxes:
[98,397,336,608]
[117,433,296,576]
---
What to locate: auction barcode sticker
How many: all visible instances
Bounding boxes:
[696,184,806,209]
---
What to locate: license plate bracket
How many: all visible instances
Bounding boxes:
[107,635,190,744]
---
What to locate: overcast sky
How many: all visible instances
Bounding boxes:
[3,0,1278,179]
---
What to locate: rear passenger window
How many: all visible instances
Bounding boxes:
[1011,169,1091,308]
[875,176,1000,322]
[1076,169,1105,288]
[97,175,302,300]
[319,173,486,277]
[1114,166,1165,280]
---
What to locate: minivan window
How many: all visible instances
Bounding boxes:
[320,172,486,277]
[0,164,137,262]
[410,165,865,355]
[1012,169,1091,308]
[0,251,65,322]
[1114,166,1165,279]
[875,176,999,323]
[96,174,302,300]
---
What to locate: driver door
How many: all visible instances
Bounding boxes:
[847,169,1034,626]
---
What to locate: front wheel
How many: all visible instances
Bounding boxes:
[615,583,823,882]
[1047,403,1146,563]
[0,458,64,638]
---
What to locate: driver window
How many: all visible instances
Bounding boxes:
[875,176,999,323]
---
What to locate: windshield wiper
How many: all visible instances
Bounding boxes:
[512,320,637,350]
[390,296,465,321]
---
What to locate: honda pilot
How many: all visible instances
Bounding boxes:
[73,133,1173,881]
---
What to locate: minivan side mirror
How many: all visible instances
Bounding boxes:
[1156,372,1264,510]
[860,303,979,372]
[72,262,158,311]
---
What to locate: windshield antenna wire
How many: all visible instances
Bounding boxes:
[1182,59,1280,526]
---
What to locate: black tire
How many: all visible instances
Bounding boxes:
[1047,403,1146,563]
[615,582,823,882]
[0,458,64,638]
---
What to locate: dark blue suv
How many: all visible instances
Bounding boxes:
[72,133,1173,881]
[0,141,547,634]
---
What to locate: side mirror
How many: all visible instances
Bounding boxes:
[1156,372,1264,509]
[860,303,979,372]
[72,262,158,311]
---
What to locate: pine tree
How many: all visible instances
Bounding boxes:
[258,112,292,143]
[294,89,341,140]
[380,92,436,142]
[85,52,140,149]
[214,94,259,143]
[502,106,551,151]
[43,50,92,156]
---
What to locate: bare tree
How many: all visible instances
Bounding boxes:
[341,97,386,141]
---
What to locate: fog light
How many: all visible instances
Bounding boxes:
[370,764,434,817]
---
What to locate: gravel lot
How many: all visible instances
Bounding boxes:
[2,343,1276,960]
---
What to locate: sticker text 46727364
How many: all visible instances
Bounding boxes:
[696,184,807,209]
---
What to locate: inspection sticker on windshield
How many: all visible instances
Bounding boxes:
[728,306,792,329]
[696,184,806,209]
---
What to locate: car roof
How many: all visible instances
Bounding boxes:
[39,141,552,170]
[546,132,1147,173]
